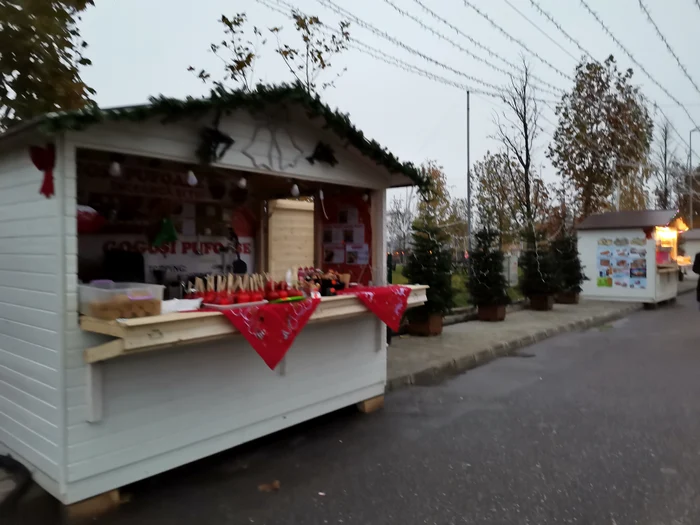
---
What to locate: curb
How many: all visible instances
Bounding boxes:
[386,303,641,393]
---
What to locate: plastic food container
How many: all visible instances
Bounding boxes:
[79,280,165,320]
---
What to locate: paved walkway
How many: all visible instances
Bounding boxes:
[1,280,696,521]
[387,279,696,391]
[32,290,700,524]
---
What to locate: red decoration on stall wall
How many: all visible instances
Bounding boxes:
[77,205,106,234]
[215,298,321,370]
[320,192,373,285]
[231,207,256,237]
[338,285,411,332]
[30,144,56,198]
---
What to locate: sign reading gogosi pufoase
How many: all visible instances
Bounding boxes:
[79,235,255,281]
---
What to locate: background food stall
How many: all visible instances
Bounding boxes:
[577,210,687,305]
[0,85,428,510]
[679,228,700,277]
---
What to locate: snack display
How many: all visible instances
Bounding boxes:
[184,272,305,304]
[79,281,164,320]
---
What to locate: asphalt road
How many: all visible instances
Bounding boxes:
[16,292,700,525]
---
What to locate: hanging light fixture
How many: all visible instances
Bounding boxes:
[319,188,329,219]
[187,170,198,186]
[362,192,370,202]
[108,161,121,177]
[290,183,300,197]
[237,176,247,189]
[108,153,125,177]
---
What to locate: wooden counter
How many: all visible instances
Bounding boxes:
[81,285,428,364]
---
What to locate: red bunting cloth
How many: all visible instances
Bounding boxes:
[215,298,321,370]
[338,285,412,332]
[29,144,56,198]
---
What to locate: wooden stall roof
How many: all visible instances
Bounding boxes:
[577,210,678,231]
[0,83,429,191]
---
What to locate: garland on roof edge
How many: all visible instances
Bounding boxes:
[39,83,429,193]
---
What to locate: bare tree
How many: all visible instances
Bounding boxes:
[387,188,416,259]
[494,59,542,234]
[654,119,679,209]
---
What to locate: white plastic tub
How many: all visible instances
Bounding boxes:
[78,280,165,319]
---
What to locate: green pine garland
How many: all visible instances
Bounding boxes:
[403,218,454,317]
[38,82,430,193]
[469,229,511,307]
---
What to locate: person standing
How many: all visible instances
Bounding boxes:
[694,252,700,308]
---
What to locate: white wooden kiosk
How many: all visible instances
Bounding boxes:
[0,85,427,509]
[577,210,686,305]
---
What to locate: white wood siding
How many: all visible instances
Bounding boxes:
[0,146,62,485]
[65,108,393,190]
[65,314,384,503]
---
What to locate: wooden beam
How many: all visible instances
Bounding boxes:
[356,395,384,414]
[64,489,121,521]
[84,339,124,364]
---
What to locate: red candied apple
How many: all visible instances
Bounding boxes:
[252,290,264,302]
[238,291,252,304]
[278,290,288,300]
[267,290,280,301]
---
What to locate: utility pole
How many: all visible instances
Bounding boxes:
[690,128,699,229]
[466,90,471,255]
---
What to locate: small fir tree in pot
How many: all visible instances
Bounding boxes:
[518,232,559,311]
[552,232,587,304]
[469,229,511,321]
[403,217,454,336]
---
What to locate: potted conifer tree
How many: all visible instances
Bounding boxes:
[403,218,454,336]
[469,229,511,321]
[552,232,587,304]
[519,234,559,311]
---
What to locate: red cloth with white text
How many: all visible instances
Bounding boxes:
[217,298,321,370]
[338,285,412,332]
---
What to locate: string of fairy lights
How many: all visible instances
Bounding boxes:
[254,0,700,167]
[637,0,700,99]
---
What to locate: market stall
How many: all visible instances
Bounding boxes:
[0,85,428,508]
[577,210,687,304]
[679,229,700,277]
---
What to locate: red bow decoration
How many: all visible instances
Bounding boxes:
[30,144,56,198]
[77,205,106,234]
[216,298,321,370]
[338,285,412,332]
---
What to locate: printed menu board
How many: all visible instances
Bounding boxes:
[628,237,647,290]
[596,236,646,289]
[596,238,614,287]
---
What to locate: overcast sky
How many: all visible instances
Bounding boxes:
[79,0,700,203]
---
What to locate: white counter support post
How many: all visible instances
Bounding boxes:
[86,363,103,423]
[371,189,387,355]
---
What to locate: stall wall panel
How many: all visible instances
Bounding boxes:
[578,228,654,301]
[0,148,62,484]
[63,315,384,502]
[685,240,700,264]
[65,108,392,190]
